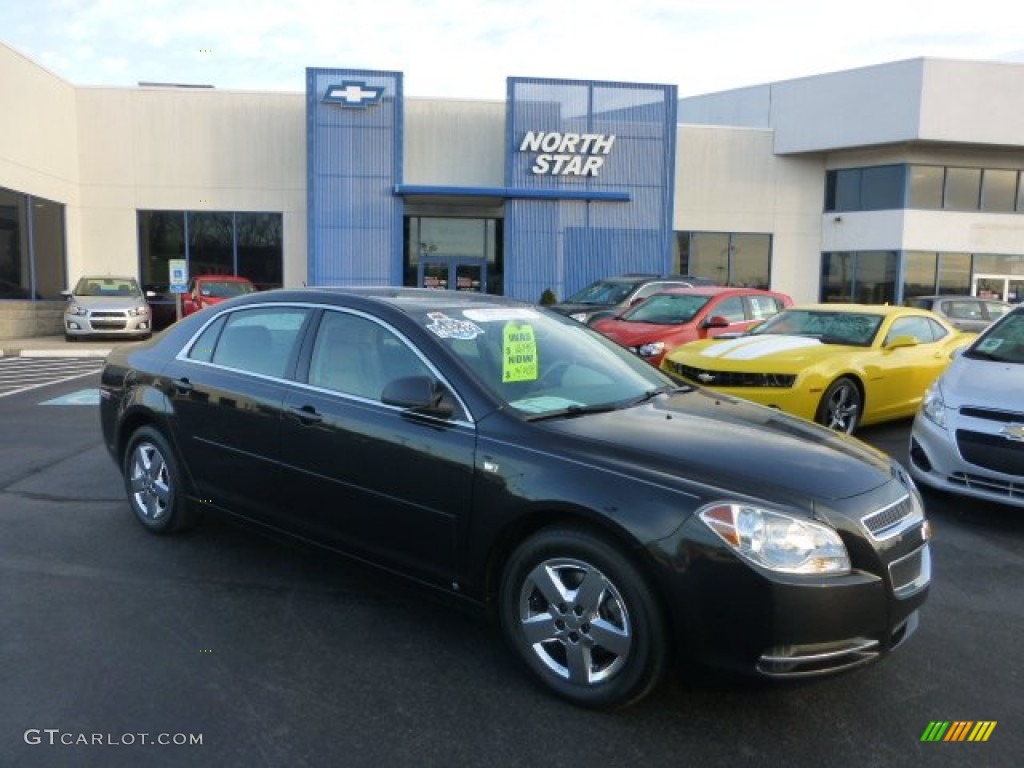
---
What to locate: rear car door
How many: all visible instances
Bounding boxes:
[278,309,476,583]
[164,305,313,521]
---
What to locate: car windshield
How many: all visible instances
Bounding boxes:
[964,311,1024,364]
[74,278,142,297]
[566,280,644,306]
[751,310,883,346]
[413,305,676,418]
[620,293,710,324]
[200,280,255,298]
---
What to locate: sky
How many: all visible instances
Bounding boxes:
[1,0,1022,100]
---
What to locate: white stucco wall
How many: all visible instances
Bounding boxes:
[403,98,505,187]
[674,125,826,302]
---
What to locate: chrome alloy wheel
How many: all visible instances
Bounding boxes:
[517,558,632,684]
[821,378,861,434]
[129,441,171,521]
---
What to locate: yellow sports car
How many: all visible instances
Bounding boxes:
[660,304,975,433]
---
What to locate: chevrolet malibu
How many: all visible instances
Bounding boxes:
[99,288,931,709]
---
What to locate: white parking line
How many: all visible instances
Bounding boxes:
[0,358,104,398]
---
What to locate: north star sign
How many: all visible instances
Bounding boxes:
[519,131,616,176]
[323,81,385,108]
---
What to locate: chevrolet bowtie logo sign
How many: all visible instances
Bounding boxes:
[1001,424,1024,442]
[323,81,385,108]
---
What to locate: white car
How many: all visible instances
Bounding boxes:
[62,276,154,341]
[909,305,1024,508]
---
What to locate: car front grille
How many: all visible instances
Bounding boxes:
[91,311,125,318]
[663,360,795,388]
[954,430,1024,475]
[860,494,920,540]
[959,406,1024,424]
[948,472,1024,501]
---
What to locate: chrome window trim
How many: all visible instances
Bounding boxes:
[174,301,476,426]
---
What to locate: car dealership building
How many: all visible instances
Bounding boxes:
[2,39,1023,338]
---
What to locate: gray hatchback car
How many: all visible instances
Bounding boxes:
[905,295,1014,333]
[62,276,155,341]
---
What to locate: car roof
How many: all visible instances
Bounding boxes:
[251,286,532,313]
[786,303,920,316]
[194,274,253,281]
[654,286,774,297]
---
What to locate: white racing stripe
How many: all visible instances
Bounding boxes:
[699,335,821,360]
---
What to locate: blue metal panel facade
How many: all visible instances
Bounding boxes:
[505,78,677,303]
[306,69,403,286]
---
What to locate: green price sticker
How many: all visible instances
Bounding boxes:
[503,323,538,382]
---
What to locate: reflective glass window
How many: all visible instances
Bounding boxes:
[908,166,944,209]
[943,167,981,210]
[980,169,1017,212]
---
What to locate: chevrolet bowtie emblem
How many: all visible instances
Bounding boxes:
[323,81,385,108]
[697,372,716,384]
[1001,424,1024,442]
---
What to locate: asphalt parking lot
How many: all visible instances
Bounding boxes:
[1,367,1021,768]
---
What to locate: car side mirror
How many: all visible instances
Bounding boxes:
[381,376,454,418]
[703,315,730,329]
[884,334,919,350]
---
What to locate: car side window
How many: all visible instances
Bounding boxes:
[714,297,746,323]
[308,311,432,401]
[747,296,782,321]
[187,316,226,362]
[210,308,309,377]
[885,316,939,344]
[943,300,981,320]
[632,282,666,301]
[985,301,1011,320]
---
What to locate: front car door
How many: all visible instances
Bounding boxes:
[279,308,476,583]
[870,315,954,420]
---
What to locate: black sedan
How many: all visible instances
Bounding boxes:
[99,287,931,709]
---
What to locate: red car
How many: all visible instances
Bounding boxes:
[181,275,257,316]
[591,286,793,366]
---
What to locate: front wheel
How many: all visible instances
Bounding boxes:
[499,527,669,709]
[123,426,195,534]
[816,377,862,434]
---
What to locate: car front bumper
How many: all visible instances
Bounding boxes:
[909,411,1024,509]
[65,312,152,338]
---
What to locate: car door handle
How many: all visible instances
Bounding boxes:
[173,377,193,394]
[289,404,324,425]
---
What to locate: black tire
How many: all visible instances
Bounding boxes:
[122,426,195,534]
[499,526,669,710]
[816,376,862,434]
[64,334,76,342]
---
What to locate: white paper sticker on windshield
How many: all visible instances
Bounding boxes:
[425,312,484,340]
[463,308,539,322]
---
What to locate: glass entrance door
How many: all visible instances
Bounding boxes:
[973,274,1024,303]
[419,258,487,293]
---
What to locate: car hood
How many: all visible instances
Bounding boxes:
[539,388,895,502]
[71,295,145,310]
[669,334,843,370]
[937,355,1024,408]
[593,318,692,345]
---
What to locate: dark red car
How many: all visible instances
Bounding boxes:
[181,275,257,317]
[592,286,793,366]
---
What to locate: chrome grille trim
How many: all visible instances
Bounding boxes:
[860,494,922,541]
[889,543,931,599]
[758,637,879,678]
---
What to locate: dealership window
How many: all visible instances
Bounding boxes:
[936,253,972,295]
[674,232,771,288]
[907,166,945,209]
[820,251,897,304]
[903,251,938,300]
[943,167,982,211]
[138,210,283,294]
[980,169,1018,212]
[825,166,904,212]
[0,185,66,300]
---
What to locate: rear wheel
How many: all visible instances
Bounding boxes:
[816,377,862,434]
[499,526,669,709]
[123,426,195,534]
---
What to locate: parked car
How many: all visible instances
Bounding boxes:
[591,286,793,366]
[100,288,931,709]
[661,304,974,434]
[909,305,1024,508]
[181,274,256,316]
[547,273,716,325]
[62,276,154,341]
[904,295,1014,333]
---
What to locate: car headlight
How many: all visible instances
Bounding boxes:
[67,304,88,316]
[637,341,665,358]
[699,503,851,575]
[127,305,150,317]
[569,312,589,323]
[920,381,946,429]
